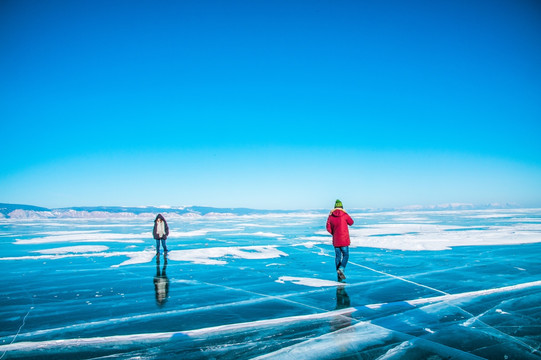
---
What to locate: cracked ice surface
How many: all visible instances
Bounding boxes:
[1,209,540,359]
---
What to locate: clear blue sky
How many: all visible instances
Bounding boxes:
[1,0,540,209]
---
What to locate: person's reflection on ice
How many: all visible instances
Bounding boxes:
[332,285,353,331]
[154,257,169,307]
[335,285,350,310]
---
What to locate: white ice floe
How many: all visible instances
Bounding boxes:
[228,231,284,238]
[111,250,156,267]
[392,217,434,223]
[0,251,129,262]
[167,245,288,265]
[276,276,344,287]
[293,242,319,248]
[14,231,148,245]
[170,229,211,237]
[33,245,109,254]
[236,223,280,228]
[308,222,541,251]
[169,228,238,237]
[1,245,288,267]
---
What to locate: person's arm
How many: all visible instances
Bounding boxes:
[326,216,333,234]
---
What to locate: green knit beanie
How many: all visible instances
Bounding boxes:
[335,199,343,208]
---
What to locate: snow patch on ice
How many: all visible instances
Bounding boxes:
[1,245,288,267]
[173,279,199,285]
[34,245,109,254]
[276,276,344,287]
[309,222,541,251]
[228,232,284,238]
[14,231,147,245]
[293,242,319,248]
[167,246,287,265]
[112,250,156,267]
[170,230,210,237]
[0,251,131,262]
[236,223,280,228]
[169,228,238,237]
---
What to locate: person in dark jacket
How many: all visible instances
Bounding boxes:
[326,199,354,281]
[153,214,170,255]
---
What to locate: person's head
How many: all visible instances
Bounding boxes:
[335,199,343,209]
[155,214,164,222]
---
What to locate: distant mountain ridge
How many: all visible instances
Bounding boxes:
[0,203,51,213]
[0,202,524,219]
[0,203,301,219]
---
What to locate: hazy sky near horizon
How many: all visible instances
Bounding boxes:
[1,0,540,210]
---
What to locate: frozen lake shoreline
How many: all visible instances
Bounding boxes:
[1,209,540,359]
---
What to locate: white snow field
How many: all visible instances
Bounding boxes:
[1,208,540,359]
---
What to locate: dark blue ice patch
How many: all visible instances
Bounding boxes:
[444,227,490,232]
[171,332,190,340]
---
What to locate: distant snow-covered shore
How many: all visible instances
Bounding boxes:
[0,204,308,220]
[0,202,525,220]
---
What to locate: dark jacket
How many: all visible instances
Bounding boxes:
[326,208,354,247]
[153,214,170,240]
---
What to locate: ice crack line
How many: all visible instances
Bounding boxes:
[3,282,540,354]
[198,280,340,314]
[348,260,449,295]
[314,246,449,295]
[0,306,33,360]
[315,246,541,355]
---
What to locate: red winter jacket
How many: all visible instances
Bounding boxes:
[326,209,354,247]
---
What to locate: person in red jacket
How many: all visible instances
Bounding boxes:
[326,199,354,281]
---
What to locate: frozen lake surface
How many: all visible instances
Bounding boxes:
[1,208,541,359]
